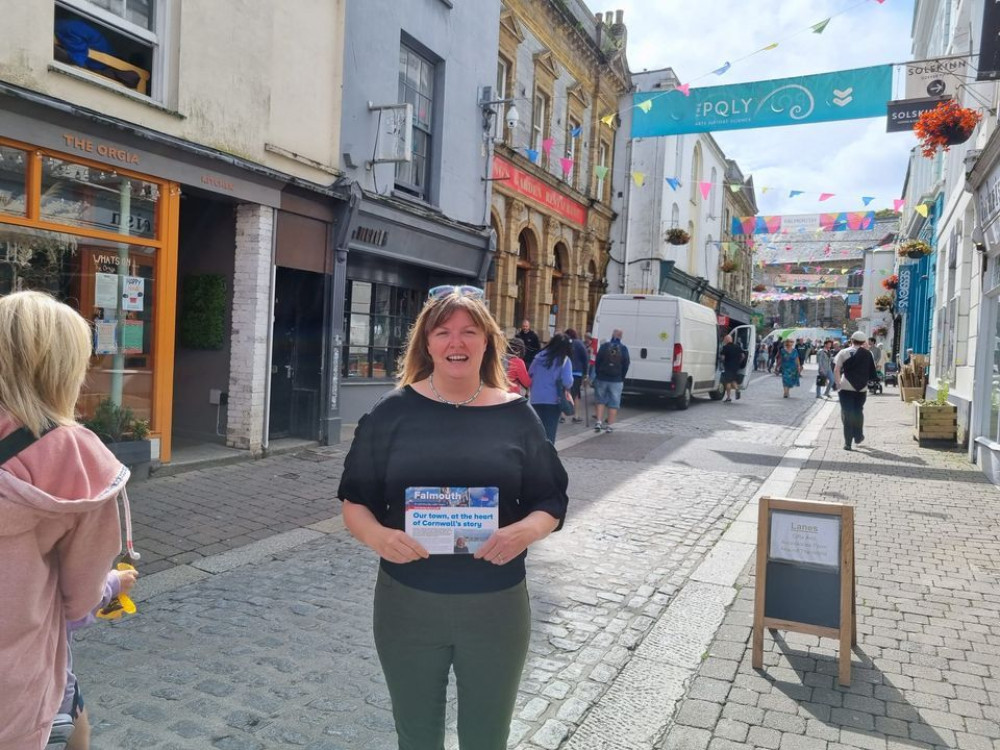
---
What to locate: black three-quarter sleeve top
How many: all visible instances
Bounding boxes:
[337,386,569,594]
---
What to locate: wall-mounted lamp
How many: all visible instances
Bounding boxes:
[972,225,987,253]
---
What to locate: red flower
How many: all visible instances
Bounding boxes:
[882,274,898,290]
[913,100,982,158]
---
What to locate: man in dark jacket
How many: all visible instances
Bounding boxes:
[592,329,630,433]
[833,331,878,450]
[515,319,541,367]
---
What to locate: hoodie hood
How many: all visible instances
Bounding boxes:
[0,413,129,539]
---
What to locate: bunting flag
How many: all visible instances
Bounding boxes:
[600,113,616,127]
[819,193,835,201]
[559,157,574,175]
[541,137,555,155]
[729,184,743,193]
[915,203,929,218]
[570,125,582,137]
[811,18,831,33]
[594,165,609,179]
[666,177,681,191]
[632,172,646,187]
[676,83,691,96]
[861,196,875,206]
[761,42,779,52]
[789,190,804,198]
[711,62,731,76]
[526,148,540,164]
[699,181,712,200]
[761,187,770,194]
[893,198,905,212]
[637,99,653,113]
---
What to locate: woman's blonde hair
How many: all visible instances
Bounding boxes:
[397,293,509,389]
[0,291,93,436]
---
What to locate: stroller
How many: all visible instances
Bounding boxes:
[868,370,883,395]
[883,361,899,387]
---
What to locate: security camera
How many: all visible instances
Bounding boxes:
[505,104,520,131]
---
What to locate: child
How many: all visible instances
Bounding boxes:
[60,566,139,750]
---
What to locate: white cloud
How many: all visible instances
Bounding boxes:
[609,0,917,216]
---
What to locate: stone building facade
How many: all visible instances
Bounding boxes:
[720,160,756,306]
[487,2,631,338]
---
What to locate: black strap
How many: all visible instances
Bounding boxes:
[0,427,41,467]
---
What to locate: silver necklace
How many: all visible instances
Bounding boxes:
[428,374,483,408]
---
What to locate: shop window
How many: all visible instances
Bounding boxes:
[396,44,435,200]
[0,147,27,218]
[344,280,422,379]
[53,0,158,98]
[40,155,159,239]
[0,224,157,423]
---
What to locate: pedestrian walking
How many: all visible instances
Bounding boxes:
[779,338,802,398]
[767,337,781,373]
[0,291,126,750]
[505,337,531,396]
[565,328,588,423]
[834,330,878,450]
[815,339,836,399]
[593,328,630,432]
[719,334,744,402]
[514,319,541,367]
[528,333,574,443]
[755,342,768,372]
[337,284,568,750]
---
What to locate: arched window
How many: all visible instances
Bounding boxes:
[709,167,718,216]
[690,143,702,206]
[514,229,536,329]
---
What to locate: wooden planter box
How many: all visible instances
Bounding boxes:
[900,386,924,403]
[913,403,957,443]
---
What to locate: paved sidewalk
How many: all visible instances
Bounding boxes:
[660,393,1000,750]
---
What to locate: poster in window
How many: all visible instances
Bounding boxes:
[122,276,145,311]
[769,511,840,569]
[95,272,119,309]
[94,319,118,355]
[121,320,144,354]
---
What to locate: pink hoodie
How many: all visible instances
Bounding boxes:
[0,412,126,750]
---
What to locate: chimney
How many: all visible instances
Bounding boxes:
[615,9,623,24]
[604,11,613,24]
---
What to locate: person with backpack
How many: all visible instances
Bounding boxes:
[834,330,878,450]
[565,328,589,424]
[592,329,630,433]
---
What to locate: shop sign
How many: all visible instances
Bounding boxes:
[61,134,140,165]
[886,97,948,133]
[896,265,913,313]
[849,305,862,319]
[492,156,586,226]
[904,57,968,99]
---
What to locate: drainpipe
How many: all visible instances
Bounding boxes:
[261,206,279,453]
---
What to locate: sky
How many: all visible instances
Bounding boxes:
[609,0,917,217]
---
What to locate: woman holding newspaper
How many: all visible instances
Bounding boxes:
[338,285,568,750]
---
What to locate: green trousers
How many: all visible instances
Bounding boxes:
[373,569,531,750]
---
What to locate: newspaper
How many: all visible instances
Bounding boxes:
[404,486,499,555]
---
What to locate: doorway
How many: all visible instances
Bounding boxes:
[269,267,325,440]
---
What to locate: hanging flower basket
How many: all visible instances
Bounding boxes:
[913,100,982,158]
[665,228,690,245]
[872,325,889,338]
[752,283,766,292]
[720,259,738,273]
[881,273,899,290]
[874,293,893,311]
[898,239,932,259]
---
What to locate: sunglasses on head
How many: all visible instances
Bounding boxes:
[428,285,485,301]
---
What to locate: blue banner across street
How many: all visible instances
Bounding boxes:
[631,65,893,137]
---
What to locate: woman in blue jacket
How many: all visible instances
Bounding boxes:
[528,333,574,443]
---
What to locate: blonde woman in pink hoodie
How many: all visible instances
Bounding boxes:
[0,291,125,750]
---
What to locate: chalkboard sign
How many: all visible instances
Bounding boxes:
[752,497,856,685]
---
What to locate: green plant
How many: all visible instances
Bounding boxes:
[179,274,227,350]
[898,239,932,258]
[665,228,690,245]
[83,399,150,443]
[935,378,950,406]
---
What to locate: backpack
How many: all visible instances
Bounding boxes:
[598,342,623,380]
[842,348,873,391]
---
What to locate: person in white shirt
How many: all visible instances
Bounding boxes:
[833,331,878,450]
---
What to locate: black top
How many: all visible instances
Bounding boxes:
[720,342,743,373]
[337,386,569,594]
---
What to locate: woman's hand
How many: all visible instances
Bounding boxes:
[373,528,429,564]
[474,511,559,565]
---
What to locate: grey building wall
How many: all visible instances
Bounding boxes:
[340,0,501,225]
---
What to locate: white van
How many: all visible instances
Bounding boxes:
[592,294,756,409]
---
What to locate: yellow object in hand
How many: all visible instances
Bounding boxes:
[96,563,138,620]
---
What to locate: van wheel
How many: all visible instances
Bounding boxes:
[708,381,725,401]
[675,381,692,410]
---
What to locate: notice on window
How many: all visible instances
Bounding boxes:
[122,276,145,311]
[94,319,117,355]
[121,320,143,354]
[769,511,840,569]
[95,272,119,309]
[404,487,499,555]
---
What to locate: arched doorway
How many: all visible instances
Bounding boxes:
[587,258,602,330]
[486,214,501,309]
[550,242,569,335]
[514,229,536,330]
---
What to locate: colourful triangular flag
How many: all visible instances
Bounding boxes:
[676,83,691,97]
[729,184,742,193]
[893,198,905,212]
[819,193,834,202]
[559,157,574,175]
[666,177,681,191]
[915,203,929,218]
[760,42,779,52]
[526,148,539,164]
[570,125,582,137]
[861,196,875,206]
[711,62,731,76]
[541,137,555,155]
[811,18,831,34]
[789,190,804,198]
[632,171,646,187]
[761,187,770,194]
[594,165,609,179]
[637,99,653,113]
[600,113,616,127]
[699,181,711,200]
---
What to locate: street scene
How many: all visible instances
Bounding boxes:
[3,0,1000,749]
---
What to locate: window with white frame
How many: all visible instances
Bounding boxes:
[54,0,160,98]
[495,57,510,143]
[596,141,608,201]
[396,44,435,199]
[709,167,718,217]
[532,90,549,163]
